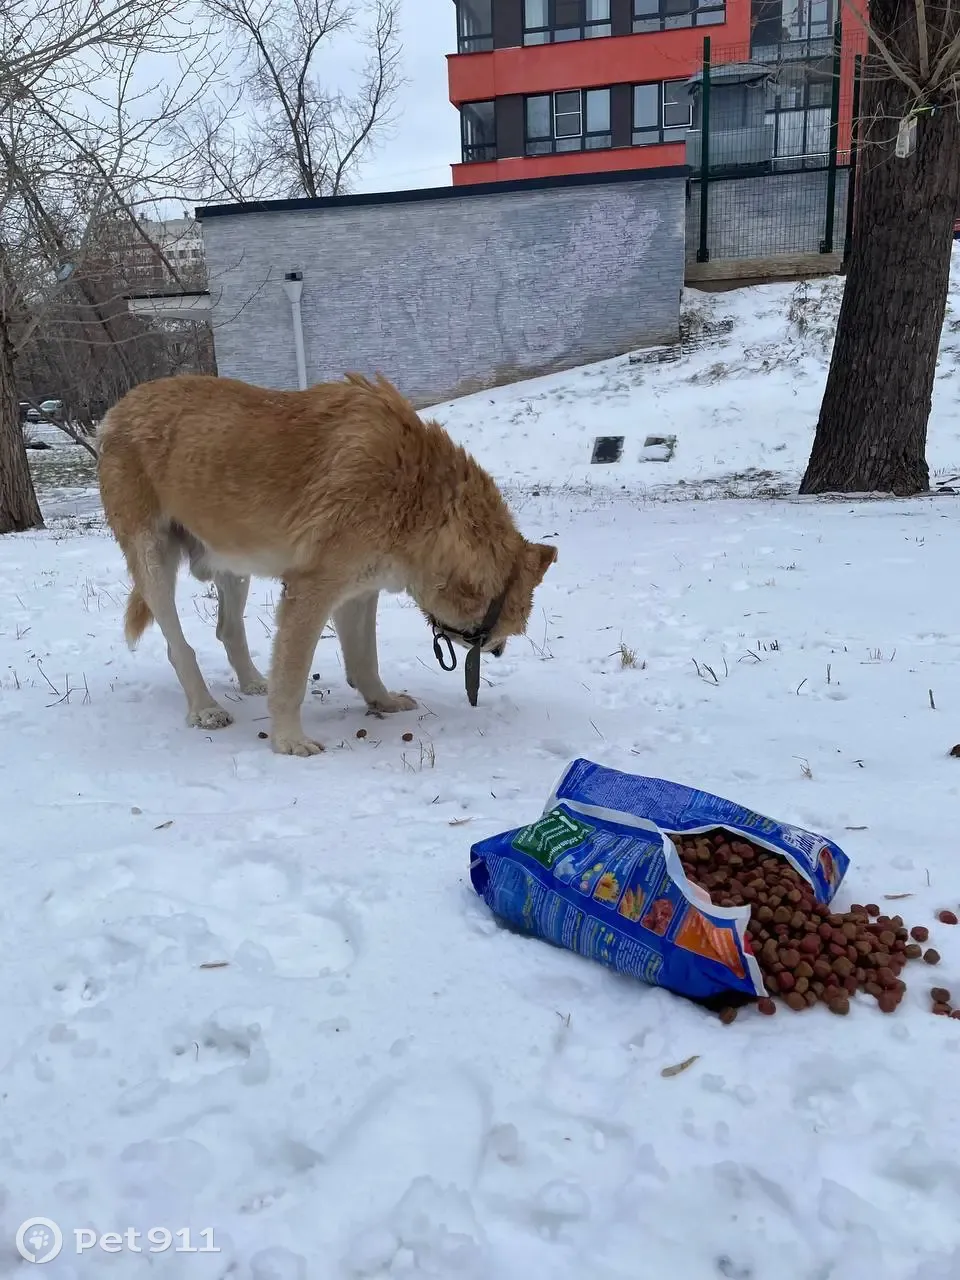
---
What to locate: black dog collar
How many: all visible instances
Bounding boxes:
[428,568,515,706]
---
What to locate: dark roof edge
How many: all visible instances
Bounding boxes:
[122,288,210,300]
[195,164,689,220]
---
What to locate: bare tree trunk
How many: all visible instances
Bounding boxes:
[0,319,44,534]
[800,4,960,496]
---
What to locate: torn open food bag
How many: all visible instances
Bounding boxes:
[469,759,850,1001]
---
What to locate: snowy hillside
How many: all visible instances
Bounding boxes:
[432,252,960,497]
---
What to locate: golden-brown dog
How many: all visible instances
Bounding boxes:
[96,371,557,755]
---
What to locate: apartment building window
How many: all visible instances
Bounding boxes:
[783,0,832,41]
[632,80,692,144]
[524,0,612,44]
[765,61,833,164]
[456,0,493,52]
[525,88,612,153]
[633,0,724,31]
[461,100,497,162]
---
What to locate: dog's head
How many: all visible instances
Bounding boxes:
[424,538,558,658]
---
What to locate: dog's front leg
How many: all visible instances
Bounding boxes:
[333,591,417,715]
[267,574,333,756]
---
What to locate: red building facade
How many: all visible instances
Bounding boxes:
[447,0,865,187]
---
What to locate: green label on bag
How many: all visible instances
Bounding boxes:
[512,808,594,867]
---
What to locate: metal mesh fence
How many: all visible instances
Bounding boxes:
[686,25,863,265]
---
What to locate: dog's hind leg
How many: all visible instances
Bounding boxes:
[214,572,268,695]
[131,528,233,730]
[332,591,417,715]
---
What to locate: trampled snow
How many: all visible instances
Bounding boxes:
[2,265,960,1278]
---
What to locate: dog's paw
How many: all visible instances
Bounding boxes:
[239,675,269,696]
[188,705,234,730]
[366,692,418,714]
[271,733,325,757]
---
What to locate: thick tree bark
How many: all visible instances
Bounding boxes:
[800,0,960,496]
[0,320,44,534]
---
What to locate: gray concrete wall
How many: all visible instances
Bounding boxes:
[200,176,686,407]
[685,168,850,262]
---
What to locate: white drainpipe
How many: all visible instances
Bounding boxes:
[282,271,308,390]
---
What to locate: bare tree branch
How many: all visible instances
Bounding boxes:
[916,0,930,79]
[174,0,404,201]
[0,0,225,533]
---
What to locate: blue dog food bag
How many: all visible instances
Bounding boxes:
[469,759,850,1001]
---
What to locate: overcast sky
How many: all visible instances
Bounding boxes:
[353,0,462,194]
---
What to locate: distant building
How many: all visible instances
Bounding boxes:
[104,214,206,287]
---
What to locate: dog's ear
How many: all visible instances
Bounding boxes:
[526,541,558,585]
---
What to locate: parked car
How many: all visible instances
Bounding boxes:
[19,402,40,423]
[39,398,63,419]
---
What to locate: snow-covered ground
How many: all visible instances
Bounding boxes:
[4,268,960,1277]
[430,260,960,499]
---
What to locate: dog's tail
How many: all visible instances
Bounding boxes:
[124,588,154,648]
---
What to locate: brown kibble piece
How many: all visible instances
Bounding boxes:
[933,1003,952,1016]
[402,732,414,742]
[757,998,776,1015]
[356,728,368,739]
[938,910,958,925]
[904,943,923,959]
[785,992,807,1012]
[877,991,898,1013]
[777,971,795,992]
[719,1007,738,1024]
[828,996,850,1015]
[878,930,896,948]
[923,949,941,965]
[910,926,929,942]
[931,987,952,1004]
[865,904,880,917]
[257,731,268,739]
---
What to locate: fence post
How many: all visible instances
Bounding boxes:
[843,52,862,265]
[820,18,843,254]
[696,34,711,264]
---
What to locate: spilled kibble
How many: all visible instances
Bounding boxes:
[672,829,942,1019]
